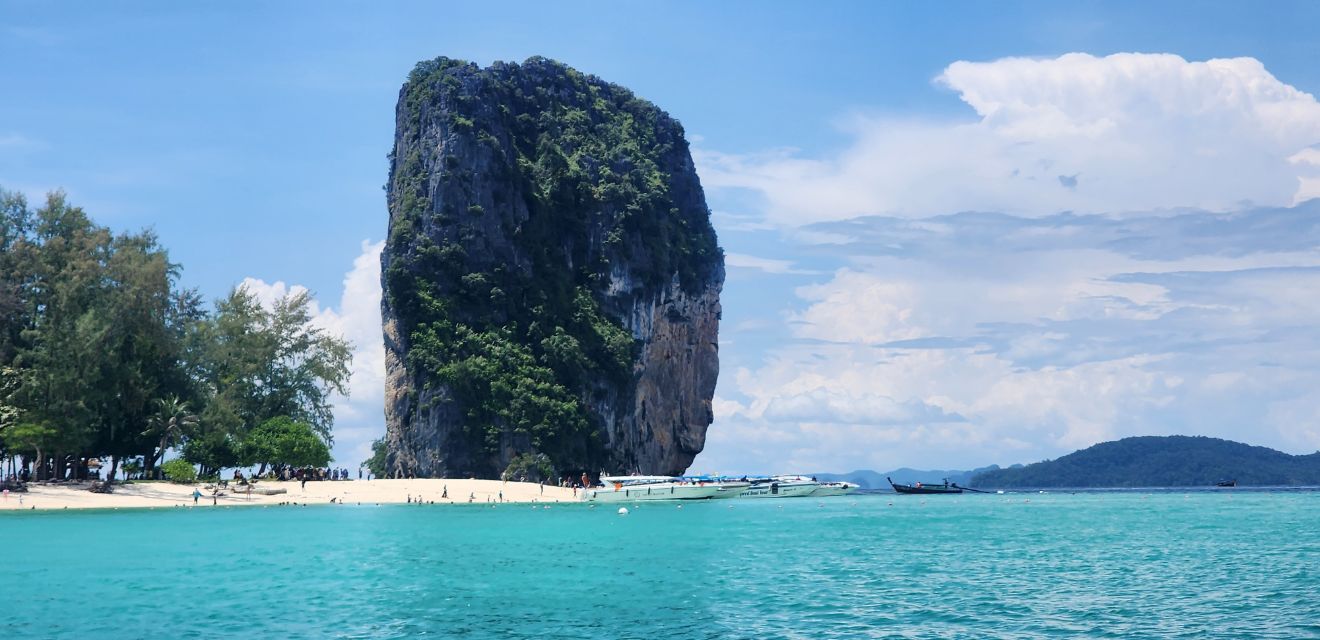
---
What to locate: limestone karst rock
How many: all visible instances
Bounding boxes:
[381,57,723,479]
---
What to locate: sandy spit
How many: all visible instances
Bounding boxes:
[0,478,579,511]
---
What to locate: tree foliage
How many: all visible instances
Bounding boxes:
[364,438,388,479]
[0,187,353,482]
[0,367,19,432]
[198,287,350,446]
[0,190,191,479]
[143,396,198,478]
[161,458,198,484]
[501,452,554,483]
[242,416,331,469]
[3,422,57,469]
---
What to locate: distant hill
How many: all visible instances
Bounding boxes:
[971,436,1320,488]
[816,466,1002,489]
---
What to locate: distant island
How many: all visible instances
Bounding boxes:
[970,435,1320,488]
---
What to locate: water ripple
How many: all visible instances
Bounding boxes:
[1,493,1318,638]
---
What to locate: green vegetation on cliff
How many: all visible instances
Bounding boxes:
[972,436,1320,487]
[384,57,722,477]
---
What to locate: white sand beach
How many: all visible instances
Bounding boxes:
[0,478,579,511]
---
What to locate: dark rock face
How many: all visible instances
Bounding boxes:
[381,57,723,479]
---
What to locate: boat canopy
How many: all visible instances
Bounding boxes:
[598,475,680,485]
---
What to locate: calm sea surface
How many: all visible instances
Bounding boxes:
[3,490,1319,639]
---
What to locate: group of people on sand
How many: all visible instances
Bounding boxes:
[282,467,352,482]
[406,485,459,505]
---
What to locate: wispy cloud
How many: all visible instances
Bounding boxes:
[0,133,41,149]
[2,26,63,47]
[725,252,822,275]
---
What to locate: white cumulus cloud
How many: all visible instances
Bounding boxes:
[695,53,1320,224]
[696,204,1320,473]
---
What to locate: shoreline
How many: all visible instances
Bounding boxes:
[0,478,578,512]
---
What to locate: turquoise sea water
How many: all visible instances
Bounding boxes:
[3,491,1319,639]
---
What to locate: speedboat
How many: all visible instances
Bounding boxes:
[683,476,752,499]
[811,481,859,497]
[581,476,725,502]
[711,480,752,499]
[739,475,820,498]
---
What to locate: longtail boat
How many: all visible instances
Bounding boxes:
[888,477,964,495]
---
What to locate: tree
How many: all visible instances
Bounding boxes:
[93,230,194,485]
[241,416,330,473]
[0,188,352,484]
[143,396,198,479]
[3,422,56,479]
[0,368,16,476]
[0,189,34,365]
[161,458,197,484]
[0,367,18,430]
[502,452,554,483]
[197,286,351,458]
[120,457,142,480]
[3,191,197,482]
[364,437,388,479]
[181,431,239,479]
[11,193,112,479]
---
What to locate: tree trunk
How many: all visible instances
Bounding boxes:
[153,433,169,479]
[35,449,46,481]
[107,455,119,485]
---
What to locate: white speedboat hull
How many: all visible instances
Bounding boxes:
[708,481,752,499]
[811,482,859,497]
[739,481,819,498]
[582,483,723,502]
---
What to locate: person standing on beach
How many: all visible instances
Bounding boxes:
[192,488,201,504]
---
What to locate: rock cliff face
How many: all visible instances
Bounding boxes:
[381,57,723,479]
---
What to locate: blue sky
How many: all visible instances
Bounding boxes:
[5,1,1320,473]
